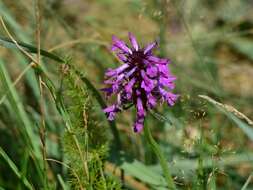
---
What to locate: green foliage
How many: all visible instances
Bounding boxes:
[62,66,121,190]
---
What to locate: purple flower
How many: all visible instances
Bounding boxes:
[102,32,178,133]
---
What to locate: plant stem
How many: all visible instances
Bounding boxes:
[144,125,176,190]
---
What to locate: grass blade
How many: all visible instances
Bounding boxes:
[0,36,64,63]
[0,60,41,156]
[0,147,33,190]
[241,173,253,190]
[57,174,69,190]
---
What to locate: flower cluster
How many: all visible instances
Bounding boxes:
[102,33,178,133]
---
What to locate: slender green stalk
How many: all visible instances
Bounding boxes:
[144,125,176,190]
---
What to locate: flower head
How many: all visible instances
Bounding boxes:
[102,32,178,133]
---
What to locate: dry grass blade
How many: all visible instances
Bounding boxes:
[198,95,253,126]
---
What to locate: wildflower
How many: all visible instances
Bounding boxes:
[102,32,178,133]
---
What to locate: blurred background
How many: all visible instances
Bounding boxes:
[0,0,253,189]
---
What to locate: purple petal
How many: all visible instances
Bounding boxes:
[125,78,136,99]
[140,70,148,80]
[158,65,171,77]
[146,66,158,78]
[140,70,155,92]
[159,88,179,106]
[143,59,150,65]
[104,78,114,84]
[133,117,144,133]
[129,32,139,51]
[105,68,115,77]
[112,35,132,54]
[103,105,120,121]
[125,67,137,78]
[108,113,115,120]
[133,121,144,133]
[141,80,154,92]
[136,89,141,96]
[117,53,128,62]
[101,87,113,96]
[103,105,116,113]
[137,98,145,117]
[116,73,125,82]
[147,93,156,108]
[105,64,129,77]
[159,76,176,89]
[147,56,169,65]
[112,83,120,92]
[144,41,157,54]
[165,92,179,106]
[104,73,124,85]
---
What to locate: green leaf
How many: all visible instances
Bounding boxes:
[228,37,253,61]
[121,160,167,187]
[225,112,253,142]
[57,174,69,190]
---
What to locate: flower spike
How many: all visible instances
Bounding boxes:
[102,33,178,132]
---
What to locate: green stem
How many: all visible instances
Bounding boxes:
[144,125,176,190]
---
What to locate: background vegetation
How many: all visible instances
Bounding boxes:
[0,0,253,189]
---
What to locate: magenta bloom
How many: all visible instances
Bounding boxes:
[102,33,178,133]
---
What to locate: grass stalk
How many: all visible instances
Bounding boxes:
[143,125,176,190]
[34,0,49,188]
